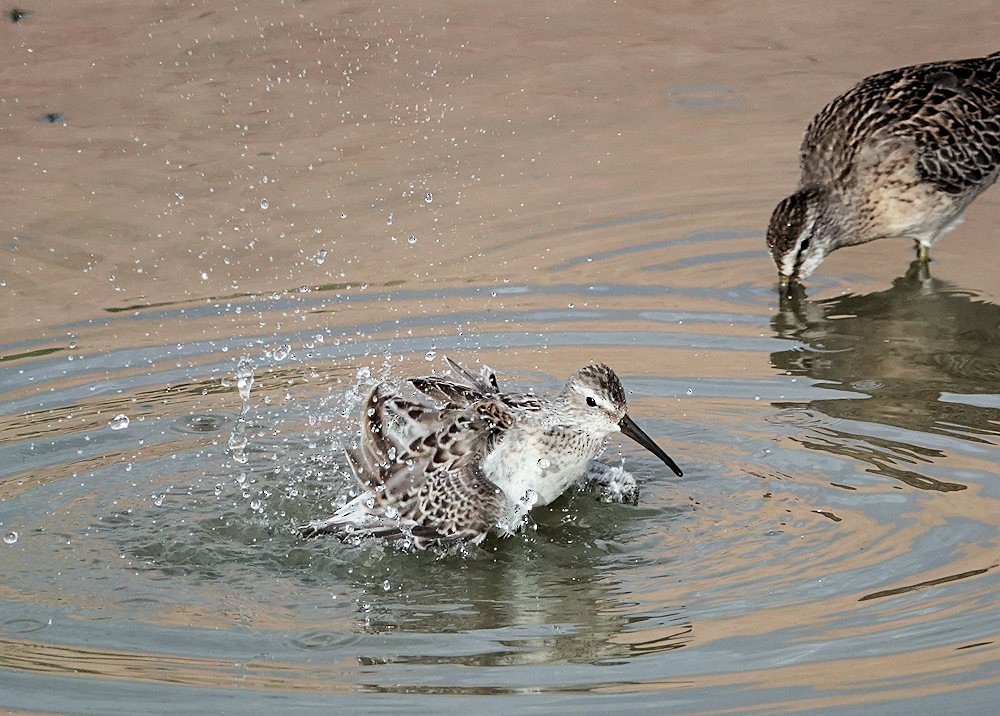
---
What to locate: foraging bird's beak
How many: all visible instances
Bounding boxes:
[778,275,807,303]
[778,273,803,300]
[619,414,683,477]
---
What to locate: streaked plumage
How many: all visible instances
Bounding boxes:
[767,51,1000,287]
[299,358,683,548]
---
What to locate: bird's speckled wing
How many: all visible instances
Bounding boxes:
[410,358,546,424]
[342,382,509,543]
[445,357,500,393]
[802,53,1000,194]
[408,357,500,407]
[405,463,507,543]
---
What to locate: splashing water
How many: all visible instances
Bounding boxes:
[226,357,257,465]
[236,357,255,409]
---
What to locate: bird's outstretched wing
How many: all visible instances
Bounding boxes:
[298,380,508,547]
[408,357,500,406]
[298,460,506,547]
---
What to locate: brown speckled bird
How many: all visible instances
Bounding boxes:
[767,51,1000,288]
[299,359,682,548]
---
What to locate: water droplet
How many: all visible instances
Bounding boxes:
[537,458,551,469]
[272,344,290,361]
[407,235,417,244]
[382,580,391,591]
[228,432,248,451]
[3,531,18,545]
[386,212,393,225]
[108,414,129,430]
[424,192,433,203]
[250,498,261,510]
[260,198,269,210]
[313,249,327,265]
[153,494,165,507]
[236,358,255,402]
[261,175,270,184]
[424,349,437,361]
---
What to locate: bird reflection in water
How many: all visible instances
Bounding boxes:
[769,261,1000,492]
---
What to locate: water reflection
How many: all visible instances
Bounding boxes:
[770,262,1000,490]
[339,510,693,668]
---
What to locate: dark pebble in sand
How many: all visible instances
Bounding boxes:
[38,112,65,124]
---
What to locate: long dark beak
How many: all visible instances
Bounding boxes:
[619,414,683,477]
[777,272,809,302]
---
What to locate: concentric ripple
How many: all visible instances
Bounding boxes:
[2,270,999,711]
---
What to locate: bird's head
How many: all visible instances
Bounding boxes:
[766,187,835,290]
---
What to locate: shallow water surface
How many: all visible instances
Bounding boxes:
[2,2,1000,713]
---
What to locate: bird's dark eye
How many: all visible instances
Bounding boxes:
[586,396,597,407]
